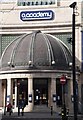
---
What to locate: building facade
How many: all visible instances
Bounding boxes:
[0,0,83,113]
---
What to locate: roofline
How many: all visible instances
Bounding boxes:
[0,69,73,75]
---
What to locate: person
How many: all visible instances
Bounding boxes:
[7,103,12,115]
[21,98,26,116]
[18,97,26,116]
[18,97,22,116]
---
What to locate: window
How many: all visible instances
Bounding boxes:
[53,33,72,51]
[17,0,57,6]
[1,35,20,55]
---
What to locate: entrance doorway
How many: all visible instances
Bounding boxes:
[17,78,28,106]
[56,78,62,107]
[33,78,48,106]
[2,79,7,107]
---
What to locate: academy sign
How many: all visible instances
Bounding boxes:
[20,10,54,21]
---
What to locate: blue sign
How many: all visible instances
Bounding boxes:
[20,10,54,21]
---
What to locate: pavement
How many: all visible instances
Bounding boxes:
[0,105,83,120]
[1,112,83,120]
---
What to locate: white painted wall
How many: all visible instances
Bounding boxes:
[0,0,82,66]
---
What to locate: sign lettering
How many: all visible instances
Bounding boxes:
[20,10,54,21]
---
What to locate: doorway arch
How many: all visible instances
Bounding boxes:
[33,78,48,106]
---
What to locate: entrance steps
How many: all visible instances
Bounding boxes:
[33,105,51,113]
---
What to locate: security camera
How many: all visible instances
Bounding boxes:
[69,2,77,8]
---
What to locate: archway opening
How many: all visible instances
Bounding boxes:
[33,78,48,106]
[17,78,28,106]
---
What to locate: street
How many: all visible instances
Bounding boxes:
[1,112,83,120]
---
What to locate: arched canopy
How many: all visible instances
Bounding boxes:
[0,30,72,71]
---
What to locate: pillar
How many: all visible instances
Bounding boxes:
[48,79,51,107]
[3,86,6,107]
[0,80,2,107]
[51,78,56,110]
[15,79,17,108]
[7,78,11,105]
[28,77,33,111]
[70,76,74,113]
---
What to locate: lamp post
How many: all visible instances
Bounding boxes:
[69,2,78,120]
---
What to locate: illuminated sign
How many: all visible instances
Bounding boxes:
[20,10,54,21]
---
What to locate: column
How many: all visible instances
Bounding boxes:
[70,76,74,113]
[7,78,11,105]
[0,80,2,108]
[15,79,17,108]
[70,78,73,96]
[3,87,6,107]
[51,78,56,110]
[28,77,33,111]
[48,79,51,107]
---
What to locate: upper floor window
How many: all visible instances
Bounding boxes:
[17,0,57,6]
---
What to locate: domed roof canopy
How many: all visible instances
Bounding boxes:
[0,30,72,71]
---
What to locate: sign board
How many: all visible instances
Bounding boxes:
[29,94,32,102]
[7,95,10,102]
[60,75,66,85]
[20,10,54,21]
[53,94,56,102]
